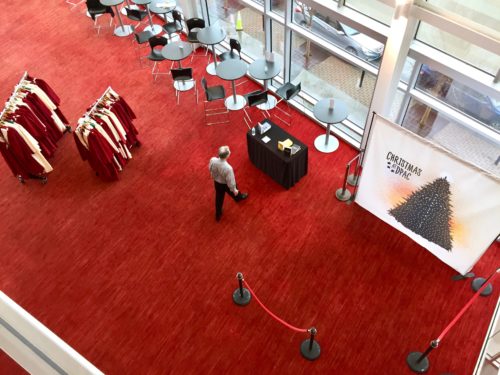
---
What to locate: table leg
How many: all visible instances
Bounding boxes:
[206,45,218,75]
[224,80,246,110]
[314,123,339,153]
[143,5,162,35]
[113,5,134,37]
[325,124,331,145]
[257,79,277,110]
[231,80,237,103]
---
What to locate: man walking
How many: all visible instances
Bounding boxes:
[209,146,248,221]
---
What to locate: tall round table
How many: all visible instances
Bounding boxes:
[149,0,176,23]
[161,41,194,91]
[100,0,134,37]
[133,0,162,35]
[216,59,247,111]
[197,25,226,76]
[248,58,281,110]
[313,99,348,153]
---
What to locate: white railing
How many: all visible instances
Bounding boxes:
[0,292,104,375]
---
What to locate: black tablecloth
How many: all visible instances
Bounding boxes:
[246,119,308,189]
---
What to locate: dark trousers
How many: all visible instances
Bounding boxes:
[214,181,244,216]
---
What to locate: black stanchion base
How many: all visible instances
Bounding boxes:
[232,288,251,306]
[300,340,320,361]
[406,352,429,373]
[335,188,351,202]
[472,277,493,296]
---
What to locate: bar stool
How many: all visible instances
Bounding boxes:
[133,30,154,67]
[243,90,271,128]
[171,68,198,104]
[162,10,183,41]
[185,18,208,60]
[200,77,230,126]
[275,82,301,126]
[147,36,171,80]
[125,8,148,30]
[86,0,115,35]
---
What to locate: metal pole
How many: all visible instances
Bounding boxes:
[308,327,317,351]
[237,272,244,298]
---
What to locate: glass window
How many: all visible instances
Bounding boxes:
[426,0,500,36]
[344,0,394,25]
[292,1,385,65]
[415,65,500,133]
[291,33,376,127]
[271,0,285,16]
[416,22,500,75]
[271,20,285,80]
[402,98,500,176]
[206,0,265,60]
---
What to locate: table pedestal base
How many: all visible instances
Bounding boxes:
[114,25,134,37]
[144,24,163,35]
[206,62,217,76]
[257,95,277,110]
[225,95,246,111]
[314,134,339,153]
[174,80,194,92]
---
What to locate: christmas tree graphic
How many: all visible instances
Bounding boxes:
[389,177,454,251]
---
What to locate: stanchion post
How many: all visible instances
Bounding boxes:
[406,339,439,373]
[300,327,320,361]
[347,154,361,187]
[232,272,251,306]
[336,162,352,202]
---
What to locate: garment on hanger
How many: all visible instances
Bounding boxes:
[0,73,67,182]
[74,88,139,181]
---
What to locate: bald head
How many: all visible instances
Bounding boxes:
[218,145,231,159]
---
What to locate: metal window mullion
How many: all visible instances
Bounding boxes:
[397,61,422,124]
[282,0,293,83]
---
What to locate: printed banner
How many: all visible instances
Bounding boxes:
[356,115,500,274]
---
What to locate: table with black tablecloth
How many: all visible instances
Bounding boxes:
[246,119,308,189]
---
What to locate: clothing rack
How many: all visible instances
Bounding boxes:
[0,72,69,184]
[0,71,29,121]
[74,87,140,181]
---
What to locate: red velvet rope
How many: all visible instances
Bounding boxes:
[437,269,499,342]
[242,280,309,333]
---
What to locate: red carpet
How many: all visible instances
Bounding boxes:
[0,2,498,374]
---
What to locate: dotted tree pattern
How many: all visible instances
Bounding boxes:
[389,177,454,251]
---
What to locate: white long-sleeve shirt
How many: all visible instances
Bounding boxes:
[209,157,237,193]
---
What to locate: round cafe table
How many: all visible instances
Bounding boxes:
[197,24,226,76]
[248,58,281,110]
[100,0,134,37]
[133,0,162,35]
[161,41,194,91]
[216,59,248,111]
[149,0,176,23]
[313,98,348,153]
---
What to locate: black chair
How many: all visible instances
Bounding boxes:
[133,30,154,67]
[171,68,198,104]
[162,10,183,41]
[201,77,230,126]
[185,18,208,60]
[125,8,148,30]
[86,0,114,35]
[218,39,241,62]
[274,82,301,126]
[243,90,271,129]
[147,36,172,80]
